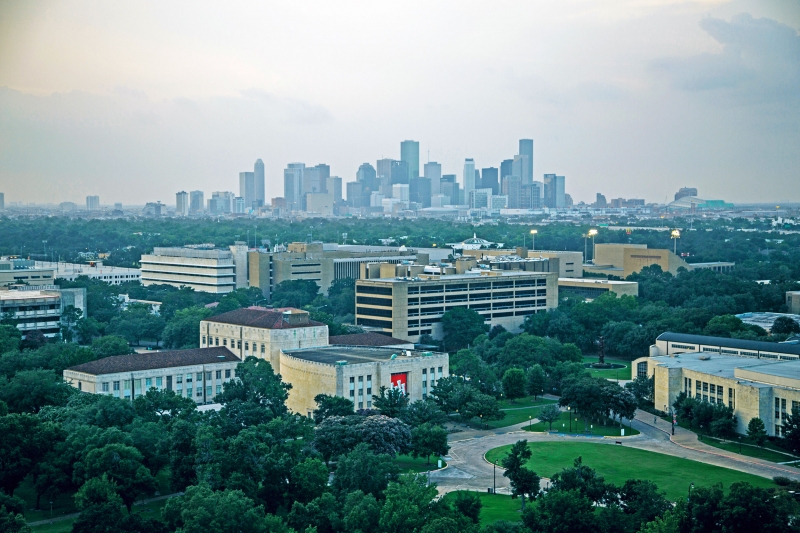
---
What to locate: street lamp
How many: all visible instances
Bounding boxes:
[671,229,681,255]
[585,229,598,263]
[688,483,694,502]
[530,229,538,252]
[529,415,532,429]
[568,406,572,433]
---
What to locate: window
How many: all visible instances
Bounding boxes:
[438,367,443,379]
[101,382,109,392]
[177,375,183,384]
[202,336,206,345]
[216,370,222,380]
[197,389,203,397]
[186,374,193,383]
[186,387,192,397]
[156,377,162,387]
[261,344,265,354]
[245,342,249,351]
[350,376,355,397]
[367,375,372,395]
[237,340,241,349]
[216,385,222,394]
[215,337,219,346]
[124,380,131,390]
[729,388,735,409]
[358,376,363,388]
[206,372,211,380]
[225,369,231,378]
[223,338,227,346]
[197,372,203,381]
[637,362,648,379]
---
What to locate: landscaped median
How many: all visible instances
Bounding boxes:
[394,453,447,473]
[485,441,775,501]
[463,397,558,430]
[524,410,639,437]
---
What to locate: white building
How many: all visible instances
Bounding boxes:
[86,195,100,210]
[1,288,63,338]
[176,191,189,216]
[63,346,240,403]
[140,245,248,294]
[35,261,141,285]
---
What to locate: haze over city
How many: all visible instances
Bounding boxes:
[1,0,799,206]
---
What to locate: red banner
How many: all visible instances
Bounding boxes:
[390,372,408,395]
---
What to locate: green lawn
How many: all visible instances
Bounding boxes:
[697,437,797,463]
[466,398,558,430]
[394,454,447,473]
[443,491,522,527]
[498,396,555,409]
[525,410,639,437]
[485,442,775,501]
[582,355,631,380]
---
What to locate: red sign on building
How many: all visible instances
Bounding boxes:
[390,372,408,395]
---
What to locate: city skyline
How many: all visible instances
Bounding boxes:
[1,1,798,205]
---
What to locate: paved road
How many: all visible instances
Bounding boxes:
[433,407,800,496]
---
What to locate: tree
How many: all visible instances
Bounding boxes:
[270,279,320,309]
[163,484,277,533]
[0,508,30,533]
[90,335,132,357]
[342,490,381,533]
[617,479,672,531]
[772,316,800,335]
[502,368,527,401]
[327,278,356,317]
[359,415,412,456]
[746,417,767,446]
[782,407,800,453]
[522,488,598,533]
[550,457,609,504]
[133,387,197,422]
[441,307,487,352]
[0,414,61,496]
[379,475,439,533]
[332,443,400,498]
[216,357,291,429]
[526,365,547,399]
[75,317,102,345]
[625,375,654,406]
[288,492,341,533]
[313,393,354,424]
[76,443,157,512]
[430,377,477,415]
[161,306,212,349]
[74,474,123,510]
[538,404,562,431]
[461,392,505,427]
[411,422,449,464]
[500,440,539,509]
[0,325,22,354]
[109,304,165,346]
[314,415,363,463]
[400,399,447,427]
[290,458,329,504]
[60,305,83,343]
[372,385,410,418]
[0,369,73,413]
[452,491,482,525]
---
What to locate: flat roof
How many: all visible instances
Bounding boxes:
[66,347,240,375]
[0,289,60,301]
[657,332,800,356]
[558,278,637,285]
[650,352,800,387]
[329,332,412,347]
[360,270,549,283]
[283,346,446,365]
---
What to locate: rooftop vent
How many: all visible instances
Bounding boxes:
[335,360,348,366]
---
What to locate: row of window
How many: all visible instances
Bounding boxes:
[421,367,444,399]
[349,375,374,410]
[683,378,734,408]
[202,336,267,354]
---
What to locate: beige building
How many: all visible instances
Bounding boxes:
[0,258,55,287]
[248,242,424,300]
[279,345,449,416]
[63,347,240,404]
[305,193,334,217]
[788,291,800,315]
[199,307,329,373]
[462,248,583,278]
[140,244,248,294]
[557,278,638,299]
[355,263,558,342]
[35,260,141,285]
[634,332,800,436]
[586,244,734,278]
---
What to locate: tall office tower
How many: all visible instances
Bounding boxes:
[595,193,608,208]
[512,154,530,187]
[390,160,409,185]
[400,140,419,182]
[234,197,246,214]
[469,188,493,209]
[543,174,566,208]
[283,163,305,211]
[0,193,4,210]
[500,159,513,182]
[423,162,442,196]
[176,191,189,216]
[347,181,363,208]
[376,158,394,197]
[502,176,522,208]
[114,202,123,211]
[409,177,431,208]
[86,196,100,210]
[356,162,378,207]
[520,183,543,209]
[328,176,342,204]
[481,167,499,194]
[190,191,204,213]
[440,175,459,205]
[239,172,255,210]
[463,159,476,198]
[519,139,533,184]
[530,181,543,208]
[392,184,410,202]
[254,159,265,208]
[303,164,330,195]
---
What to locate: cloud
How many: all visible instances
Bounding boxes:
[651,13,800,100]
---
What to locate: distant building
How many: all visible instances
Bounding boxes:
[500,159,513,182]
[440,175,460,205]
[140,245,248,293]
[305,192,334,216]
[543,174,565,208]
[400,140,419,183]
[675,187,698,201]
[86,195,100,211]
[143,202,164,216]
[0,257,55,287]
[239,171,255,210]
[347,181,364,208]
[0,288,67,338]
[557,278,638,299]
[176,191,189,216]
[668,196,733,211]
[512,155,530,187]
[410,177,431,208]
[35,260,140,285]
[594,193,608,208]
[234,197,246,214]
[735,312,800,333]
[463,159,476,198]
[208,191,234,214]
[424,162,442,196]
[328,176,342,205]
[502,176,522,208]
[190,191,204,214]
[788,292,800,315]
[481,167,499,194]
[284,163,305,212]
[585,243,734,278]
[461,248,583,278]
[519,139,534,184]
[0,192,4,210]
[254,159,265,208]
[469,188,493,209]
[63,347,240,403]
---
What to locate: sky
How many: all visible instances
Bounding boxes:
[0,0,798,206]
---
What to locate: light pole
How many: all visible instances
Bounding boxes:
[688,483,694,502]
[530,229,537,252]
[568,406,572,433]
[588,229,598,263]
[529,415,532,429]
[493,463,496,494]
[671,229,681,255]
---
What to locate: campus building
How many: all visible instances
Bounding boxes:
[0,286,87,338]
[0,258,55,287]
[355,262,558,342]
[585,244,734,278]
[557,278,638,299]
[787,291,800,315]
[461,248,584,278]
[279,345,449,416]
[634,332,800,436]
[63,347,240,403]
[35,260,141,285]
[199,307,329,373]
[140,244,248,294]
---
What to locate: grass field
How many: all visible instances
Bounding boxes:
[582,355,631,381]
[697,437,797,463]
[467,398,558,430]
[395,453,447,473]
[498,396,555,409]
[524,410,639,437]
[443,491,522,526]
[485,442,775,501]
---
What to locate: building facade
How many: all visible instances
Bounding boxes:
[140,246,247,293]
[279,345,449,416]
[557,278,638,299]
[199,307,329,373]
[63,347,240,404]
[176,191,189,216]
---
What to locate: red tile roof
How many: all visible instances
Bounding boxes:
[66,347,240,375]
[205,307,325,329]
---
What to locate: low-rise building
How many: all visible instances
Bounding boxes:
[735,312,800,333]
[140,244,248,293]
[634,332,800,436]
[586,244,734,278]
[557,278,638,299]
[0,288,63,337]
[461,248,584,278]
[0,258,55,287]
[199,307,329,373]
[63,347,240,403]
[355,263,558,342]
[279,345,449,416]
[35,260,141,285]
[787,291,800,315]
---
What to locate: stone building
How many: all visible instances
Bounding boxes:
[199,307,329,373]
[279,345,449,416]
[63,346,240,404]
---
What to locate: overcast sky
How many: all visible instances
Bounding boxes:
[1,0,798,206]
